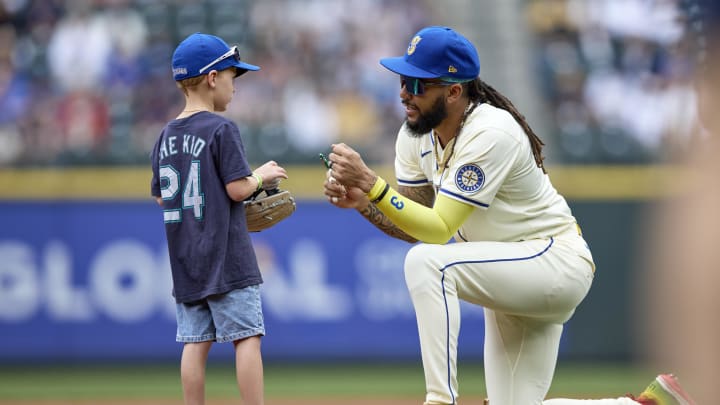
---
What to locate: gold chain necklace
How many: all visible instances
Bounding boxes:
[433,102,478,180]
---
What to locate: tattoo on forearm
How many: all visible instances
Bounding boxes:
[360,203,416,242]
[359,184,435,243]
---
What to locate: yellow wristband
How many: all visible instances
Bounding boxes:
[252,172,263,191]
[366,176,388,202]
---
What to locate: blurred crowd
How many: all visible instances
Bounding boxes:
[0,0,710,167]
[0,0,431,166]
[526,0,704,163]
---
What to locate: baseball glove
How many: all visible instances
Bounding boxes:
[244,188,296,232]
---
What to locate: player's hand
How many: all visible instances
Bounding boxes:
[323,168,368,209]
[328,143,377,193]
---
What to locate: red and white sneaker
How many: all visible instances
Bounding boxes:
[634,374,696,405]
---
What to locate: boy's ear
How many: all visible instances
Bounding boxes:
[206,71,218,88]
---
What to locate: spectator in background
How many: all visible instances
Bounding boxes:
[45,0,112,160]
[55,90,109,159]
[103,0,147,89]
[0,26,29,125]
[0,25,29,163]
[46,0,112,92]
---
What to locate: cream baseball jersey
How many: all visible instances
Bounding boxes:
[395,103,577,242]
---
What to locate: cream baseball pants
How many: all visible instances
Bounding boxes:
[404,230,596,405]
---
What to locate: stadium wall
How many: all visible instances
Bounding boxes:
[0,166,673,362]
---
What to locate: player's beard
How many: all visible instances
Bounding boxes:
[405,95,448,137]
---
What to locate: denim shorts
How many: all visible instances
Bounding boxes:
[175,284,265,343]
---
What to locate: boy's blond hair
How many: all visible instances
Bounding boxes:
[176,75,206,96]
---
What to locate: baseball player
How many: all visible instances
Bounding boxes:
[324,26,695,405]
[150,32,287,405]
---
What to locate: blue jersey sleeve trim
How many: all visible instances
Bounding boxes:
[439,188,489,208]
[397,178,432,186]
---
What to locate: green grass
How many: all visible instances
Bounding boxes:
[0,361,654,400]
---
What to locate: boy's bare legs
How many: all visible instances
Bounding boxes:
[234,335,264,405]
[181,341,213,405]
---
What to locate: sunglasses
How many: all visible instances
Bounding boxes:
[400,76,452,95]
[198,45,241,74]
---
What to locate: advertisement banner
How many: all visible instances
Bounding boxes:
[0,200,489,361]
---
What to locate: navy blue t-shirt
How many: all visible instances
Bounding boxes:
[150,111,262,303]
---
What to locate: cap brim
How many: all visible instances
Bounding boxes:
[379,56,438,79]
[234,61,260,71]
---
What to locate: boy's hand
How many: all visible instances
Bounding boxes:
[254,161,288,187]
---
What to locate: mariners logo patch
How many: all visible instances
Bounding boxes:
[407,35,422,55]
[455,164,485,193]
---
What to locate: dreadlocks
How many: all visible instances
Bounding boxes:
[464,78,546,173]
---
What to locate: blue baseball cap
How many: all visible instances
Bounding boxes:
[172,33,260,81]
[380,26,480,81]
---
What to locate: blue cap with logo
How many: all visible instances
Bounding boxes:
[172,32,260,81]
[380,26,480,81]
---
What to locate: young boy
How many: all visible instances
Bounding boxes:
[150,32,287,405]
